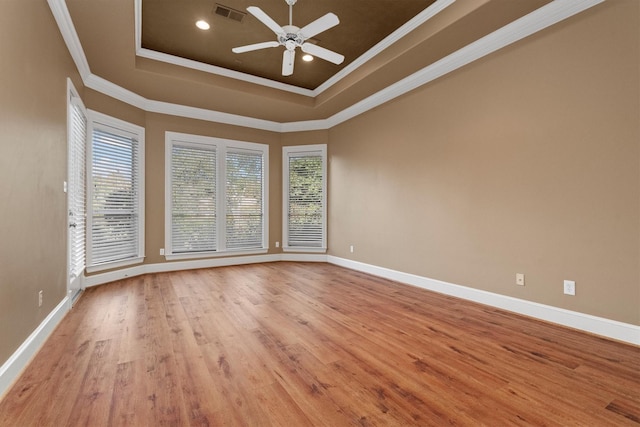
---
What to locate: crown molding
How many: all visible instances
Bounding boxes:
[49,0,605,133]
[136,47,316,97]
[84,74,147,110]
[145,99,284,133]
[47,0,90,79]
[84,74,284,132]
[314,0,606,130]
[313,0,456,96]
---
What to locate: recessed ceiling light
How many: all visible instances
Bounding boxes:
[302,54,314,62]
[195,20,210,30]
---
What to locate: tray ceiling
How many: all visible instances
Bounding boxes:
[140,0,435,91]
[56,0,598,125]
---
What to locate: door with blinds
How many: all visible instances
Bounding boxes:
[67,84,87,304]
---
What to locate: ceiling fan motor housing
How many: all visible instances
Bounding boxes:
[279,25,303,49]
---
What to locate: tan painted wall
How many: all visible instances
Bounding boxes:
[328,0,640,325]
[0,1,82,364]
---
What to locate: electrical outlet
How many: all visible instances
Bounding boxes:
[160,248,165,256]
[563,280,576,296]
[275,241,280,248]
[38,290,43,307]
[349,245,354,253]
[516,273,525,286]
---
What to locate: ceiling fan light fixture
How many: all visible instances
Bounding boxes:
[302,54,313,62]
[195,20,210,30]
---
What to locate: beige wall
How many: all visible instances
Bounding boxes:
[0,1,82,364]
[328,0,640,325]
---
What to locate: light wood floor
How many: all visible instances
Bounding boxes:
[1,262,638,426]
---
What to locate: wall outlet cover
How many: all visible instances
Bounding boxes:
[563,280,576,296]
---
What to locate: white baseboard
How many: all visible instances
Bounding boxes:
[327,256,640,346]
[0,296,70,399]
[86,253,639,345]
[84,253,328,288]
[83,254,280,287]
[280,253,328,263]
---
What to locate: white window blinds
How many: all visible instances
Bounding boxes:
[226,150,264,250]
[170,143,217,253]
[88,114,144,270]
[68,97,86,280]
[283,145,327,251]
[165,132,268,259]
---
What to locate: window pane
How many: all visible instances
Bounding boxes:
[171,144,217,253]
[90,128,140,265]
[288,155,323,247]
[226,151,264,249]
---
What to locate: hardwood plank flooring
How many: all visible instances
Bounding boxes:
[0,262,638,426]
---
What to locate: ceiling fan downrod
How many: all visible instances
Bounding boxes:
[286,0,296,26]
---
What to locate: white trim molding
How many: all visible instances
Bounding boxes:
[0,297,70,400]
[327,256,640,346]
[47,0,90,80]
[48,0,604,133]
[84,254,327,288]
[82,254,331,288]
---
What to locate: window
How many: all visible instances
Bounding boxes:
[170,141,217,253]
[86,111,145,272]
[165,132,268,259]
[283,145,327,252]
[226,149,265,249]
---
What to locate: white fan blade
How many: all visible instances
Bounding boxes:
[301,43,344,65]
[282,49,295,76]
[247,6,284,36]
[298,13,339,40]
[232,41,280,54]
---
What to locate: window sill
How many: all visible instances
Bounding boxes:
[86,256,145,273]
[282,247,327,254]
[165,248,268,261]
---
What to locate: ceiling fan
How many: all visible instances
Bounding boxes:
[232,0,345,76]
